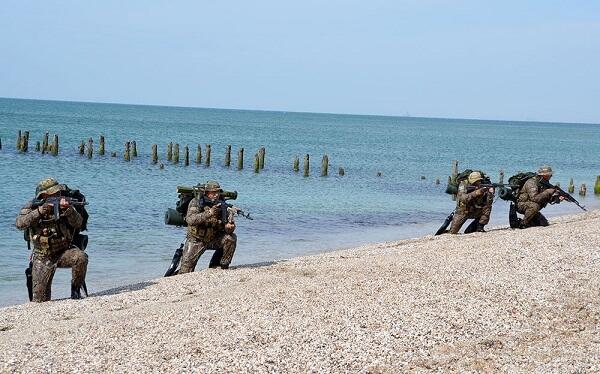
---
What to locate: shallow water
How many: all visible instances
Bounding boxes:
[1,98,599,306]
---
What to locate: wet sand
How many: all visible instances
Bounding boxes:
[1,211,599,373]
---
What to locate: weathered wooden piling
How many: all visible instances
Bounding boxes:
[124,142,131,161]
[321,155,329,177]
[237,148,244,170]
[111,151,117,157]
[159,163,165,169]
[293,156,300,172]
[451,160,459,201]
[132,141,138,157]
[99,135,105,156]
[42,132,49,154]
[254,153,260,173]
[173,143,180,164]
[167,142,173,162]
[595,176,600,195]
[35,141,41,152]
[151,144,158,164]
[377,172,383,177]
[16,130,21,151]
[0,137,2,150]
[196,145,202,164]
[435,178,440,185]
[499,169,505,184]
[568,178,575,193]
[303,154,310,177]
[51,135,59,156]
[79,140,85,155]
[338,167,345,176]
[224,145,231,167]
[21,131,29,152]
[184,145,189,166]
[87,138,93,159]
[420,176,426,180]
[259,147,266,169]
[579,184,587,196]
[205,144,211,167]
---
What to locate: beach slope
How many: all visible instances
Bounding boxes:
[1,211,599,372]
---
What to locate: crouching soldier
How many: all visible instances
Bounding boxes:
[449,171,494,234]
[179,180,237,272]
[15,178,88,302]
[516,165,563,228]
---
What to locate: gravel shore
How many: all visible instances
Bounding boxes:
[1,211,599,373]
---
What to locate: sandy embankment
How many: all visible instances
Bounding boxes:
[1,211,599,373]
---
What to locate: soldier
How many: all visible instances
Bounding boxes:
[179,180,237,273]
[15,178,88,302]
[516,165,564,228]
[449,171,494,234]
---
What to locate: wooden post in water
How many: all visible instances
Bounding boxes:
[568,178,575,193]
[321,155,329,177]
[205,144,211,167]
[42,132,49,154]
[303,154,310,177]
[22,131,29,152]
[579,184,587,196]
[16,130,21,151]
[173,143,180,164]
[111,151,117,157]
[99,135,105,156]
[0,137,2,150]
[132,141,138,157]
[87,138,93,159]
[254,153,260,173]
[259,147,265,169]
[224,145,231,167]
[435,178,440,185]
[237,148,244,170]
[167,142,173,162]
[293,155,299,172]
[51,135,59,156]
[594,176,600,195]
[499,169,504,184]
[338,167,345,176]
[195,144,202,164]
[79,140,85,155]
[35,141,41,152]
[151,144,158,164]
[124,141,131,161]
[451,160,459,201]
[184,145,189,166]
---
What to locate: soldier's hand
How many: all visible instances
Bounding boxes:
[209,204,221,217]
[488,187,495,194]
[38,203,53,215]
[59,198,70,210]
[225,223,235,233]
[547,188,557,195]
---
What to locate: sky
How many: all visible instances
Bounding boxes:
[1,0,599,123]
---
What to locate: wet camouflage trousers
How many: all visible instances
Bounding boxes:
[179,233,237,273]
[32,247,88,302]
[516,201,549,228]
[449,202,492,234]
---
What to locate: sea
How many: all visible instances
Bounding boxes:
[1,97,599,306]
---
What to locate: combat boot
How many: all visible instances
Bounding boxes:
[476,224,486,233]
[71,285,82,300]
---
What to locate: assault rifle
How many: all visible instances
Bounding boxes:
[31,196,88,221]
[539,179,587,211]
[465,183,510,193]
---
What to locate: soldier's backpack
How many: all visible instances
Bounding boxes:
[508,172,536,192]
[445,169,490,195]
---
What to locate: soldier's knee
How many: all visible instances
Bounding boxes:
[73,249,88,266]
[224,234,237,246]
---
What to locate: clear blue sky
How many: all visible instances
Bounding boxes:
[1,1,599,123]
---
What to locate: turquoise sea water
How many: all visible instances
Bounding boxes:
[1,98,599,306]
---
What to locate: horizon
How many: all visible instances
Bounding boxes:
[2,96,598,127]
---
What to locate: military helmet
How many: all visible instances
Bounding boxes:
[537,165,553,176]
[204,180,222,193]
[468,171,483,184]
[35,178,63,198]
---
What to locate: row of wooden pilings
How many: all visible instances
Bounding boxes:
[449,160,600,197]
[3,132,345,177]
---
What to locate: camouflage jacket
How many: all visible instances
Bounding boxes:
[185,198,235,241]
[456,180,490,211]
[517,176,554,207]
[15,201,83,255]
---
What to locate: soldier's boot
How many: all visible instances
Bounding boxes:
[476,224,486,232]
[71,285,82,300]
[219,234,237,269]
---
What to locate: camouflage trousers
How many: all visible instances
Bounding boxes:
[449,203,492,234]
[32,247,88,303]
[516,201,549,228]
[179,233,237,273]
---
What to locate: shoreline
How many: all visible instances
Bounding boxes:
[1,210,599,371]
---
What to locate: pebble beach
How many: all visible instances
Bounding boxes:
[1,211,599,373]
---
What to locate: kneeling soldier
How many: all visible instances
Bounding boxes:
[179,180,237,272]
[449,171,494,234]
[516,165,563,228]
[15,178,88,302]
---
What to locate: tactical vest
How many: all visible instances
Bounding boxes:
[187,200,228,243]
[29,218,72,255]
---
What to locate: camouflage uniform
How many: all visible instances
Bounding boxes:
[516,176,554,227]
[449,180,493,234]
[179,192,237,273]
[15,180,88,302]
